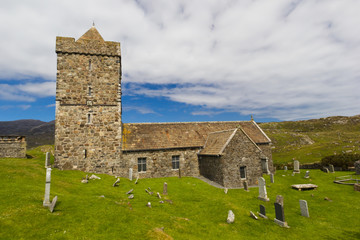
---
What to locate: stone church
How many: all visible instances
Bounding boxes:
[54,26,273,188]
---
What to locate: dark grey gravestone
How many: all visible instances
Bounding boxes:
[49,196,57,213]
[258,204,268,219]
[270,174,274,183]
[274,202,285,222]
[243,181,249,191]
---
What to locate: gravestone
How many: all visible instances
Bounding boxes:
[274,202,289,227]
[270,174,274,183]
[113,178,120,187]
[276,195,284,206]
[135,176,139,184]
[258,177,269,201]
[250,211,258,220]
[227,210,235,223]
[243,180,249,192]
[128,194,134,199]
[163,182,168,195]
[258,204,267,219]
[45,152,50,168]
[49,195,58,213]
[126,189,133,194]
[355,160,360,175]
[324,167,330,173]
[129,168,133,181]
[43,168,52,207]
[299,200,309,217]
[293,160,300,173]
[329,164,335,173]
[284,166,288,171]
[157,192,161,199]
[89,174,101,180]
[304,170,310,179]
[147,202,151,208]
[224,188,228,194]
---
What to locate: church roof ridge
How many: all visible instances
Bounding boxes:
[77,26,104,42]
[124,120,252,125]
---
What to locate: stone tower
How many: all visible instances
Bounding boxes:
[54,26,122,173]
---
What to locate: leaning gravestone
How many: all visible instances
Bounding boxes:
[250,211,258,220]
[329,164,335,173]
[270,174,274,183]
[49,196,58,213]
[324,167,330,173]
[299,200,310,217]
[258,177,269,201]
[258,204,268,219]
[227,210,235,224]
[284,166,288,171]
[274,202,289,227]
[43,168,52,207]
[243,180,249,192]
[113,178,120,187]
[163,182,168,195]
[293,160,300,173]
[129,168,133,181]
[304,170,310,179]
[135,176,139,184]
[45,152,50,168]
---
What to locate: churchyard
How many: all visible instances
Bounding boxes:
[0,147,359,239]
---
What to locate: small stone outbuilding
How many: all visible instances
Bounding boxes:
[0,136,26,158]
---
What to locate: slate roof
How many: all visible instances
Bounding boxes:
[77,26,104,42]
[122,121,270,151]
[199,129,237,156]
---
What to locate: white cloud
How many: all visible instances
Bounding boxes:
[0,0,359,120]
[123,105,157,115]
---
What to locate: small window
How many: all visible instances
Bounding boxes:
[89,60,92,71]
[84,149,87,159]
[138,158,146,172]
[240,166,246,179]
[172,155,180,169]
[88,86,92,96]
[87,113,91,124]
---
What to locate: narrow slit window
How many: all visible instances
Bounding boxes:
[88,86,92,96]
[87,113,91,124]
[89,60,92,71]
[84,149,87,159]
[240,166,246,179]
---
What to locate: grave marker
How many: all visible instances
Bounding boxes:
[227,210,235,223]
[304,170,310,178]
[45,152,50,168]
[293,160,300,173]
[258,204,268,219]
[49,195,58,213]
[329,164,335,173]
[43,168,52,207]
[284,166,288,171]
[163,182,168,195]
[258,177,269,201]
[270,174,274,183]
[276,195,284,206]
[274,202,289,227]
[243,180,249,192]
[129,168,133,181]
[299,200,310,217]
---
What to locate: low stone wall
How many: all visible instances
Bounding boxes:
[0,136,26,158]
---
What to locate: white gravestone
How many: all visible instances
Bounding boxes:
[43,168,52,207]
[284,166,288,171]
[163,182,168,195]
[293,160,300,173]
[45,152,50,168]
[304,171,310,179]
[258,177,269,201]
[299,200,310,218]
[129,168,133,181]
[227,210,235,223]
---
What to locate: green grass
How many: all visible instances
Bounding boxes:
[1,147,360,239]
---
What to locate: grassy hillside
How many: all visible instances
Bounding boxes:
[259,115,360,165]
[0,147,359,239]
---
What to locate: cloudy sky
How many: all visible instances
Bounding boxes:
[0,0,359,123]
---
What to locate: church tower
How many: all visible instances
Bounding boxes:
[54,26,122,173]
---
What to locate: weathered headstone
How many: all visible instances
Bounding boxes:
[284,166,288,171]
[293,160,300,173]
[243,180,249,192]
[126,189,133,194]
[264,158,270,174]
[163,182,168,195]
[299,200,309,217]
[129,168,133,181]
[157,192,161,199]
[135,176,139,184]
[43,168,52,207]
[355,160,360,175]
[329,164,335,173]
[270,174,274,183]
[274,202,289,227]
[89,174,101,180]
[276,195,284,206]
[227,210,235,223]
[45,152,50,168]
[250,211,258,220]
[113,178,120,187]
[323,167,330,173]
[258,204,268,219]
[258,177,269,201]
[128,194,134,199]
[49,196,58,213]
[224,188,228,194]
[304,170,310,179]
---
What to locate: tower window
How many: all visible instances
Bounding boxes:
[172,155,180,169]
[89,60,92,71]
[138,158,146,172]
[88,86,92,96]
[84,149,87,159]
[87,113,91,124]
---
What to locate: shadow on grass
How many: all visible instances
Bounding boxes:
[26,154,34,159]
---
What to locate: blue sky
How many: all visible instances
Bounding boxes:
[0,0,359,123]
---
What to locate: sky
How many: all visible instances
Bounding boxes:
[0,0,359,123]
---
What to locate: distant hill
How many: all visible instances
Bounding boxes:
[259,115,360,164]
[0,119,54,148]
[1,115,359,161]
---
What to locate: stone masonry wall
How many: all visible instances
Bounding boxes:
[120,148,200,178]
[221,129,263,188]
[54,34,122,174]
[0,136,26,158]
[257,143,274,173]
[198,155,224,186]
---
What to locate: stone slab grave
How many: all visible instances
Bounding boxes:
[43,168,52,207]
[299,200,310,217]
[291,184,318,191]
[258,177,269,201]
[304,170,310,179]
[293,160,300,173]
[274,202,289,228]
[258,204,268,219]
